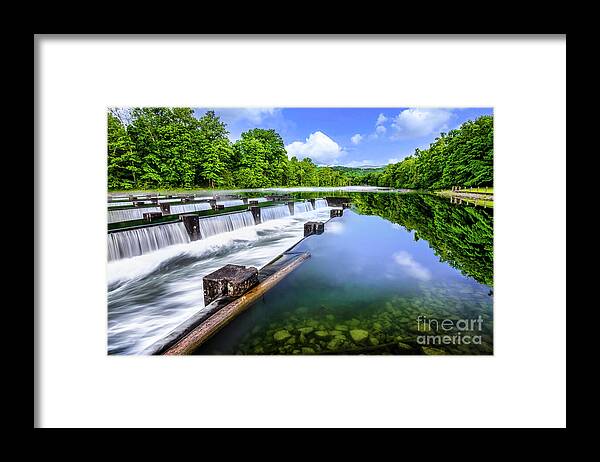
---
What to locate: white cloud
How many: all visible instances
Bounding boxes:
[285,131,347,164]
[388,158,400,164]
[376,113,387,126]
[390,108,453,139]
[350,134,363,145]
[225,108,279,124]
[375,125,386,135]
[393,251,432,281]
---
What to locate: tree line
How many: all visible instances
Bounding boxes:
[108,108,350,190]
[352,192,493,286]
[362,115,494,189]
[108,109,493,191]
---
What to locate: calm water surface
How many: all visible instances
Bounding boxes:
[196,193,493,355]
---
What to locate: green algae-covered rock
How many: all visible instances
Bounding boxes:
[397,342,412,350]
[350,329,369,343]
[301,347,315,354]
[422,347,447,355]
[253,346,264,354]
[329,330,345,337]
[292,349,301,355]
[334,324,349,331]
[299,333,306,344]
[297,327,314,335]
[348,319,361,328]
[325,314,335,322]
[306,320,319,327]
[327,338,343,351]
[369,337,379,346]
[372,322,382,331]
[285,336,296,345]
[314,330,330,338]
[273,330,291,342]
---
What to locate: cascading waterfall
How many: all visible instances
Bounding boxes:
[315,199,328,209]
[294,201,315,214]
[249,197,268,203]
[108,222,190,261]
[108,201,134,208]
[198,211,255,238]
[108,207,162,224]
[217,199,244,207]
[261,205,291,222]
[168,203,212,215]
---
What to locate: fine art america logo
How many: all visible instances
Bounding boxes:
[416,315,484,345]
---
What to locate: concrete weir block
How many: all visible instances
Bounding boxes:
[133,201,145,207]
[330,208,343,218]
[287,201,295,215]
[143,211,163,222]
[304,221,325,237]
[180,214,201,241]
[160,203,171,214]
[203,264,259,305]
[249,206,261,224]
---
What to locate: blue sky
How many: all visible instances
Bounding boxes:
[193,107,493,167]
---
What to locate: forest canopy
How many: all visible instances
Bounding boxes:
[107,108,493,190]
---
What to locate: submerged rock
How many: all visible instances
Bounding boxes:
[273,330,291,342]
[325,314,335,322]
[301,347,315,354]
[396,342,412,350]
[422,347,447,355]
[369,337,379,346]
[314,330,330,338]
[297,327,314,335]
[327,338,343,350]
[335,324,349,331]
[350,329,369,343]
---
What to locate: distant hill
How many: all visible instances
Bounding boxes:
[330,165,387,175]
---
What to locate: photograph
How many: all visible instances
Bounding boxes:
[107,107,494,356]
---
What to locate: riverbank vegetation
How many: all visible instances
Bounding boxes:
[352,193,493,286]
[108,109,493,191]
[108,108,349,190]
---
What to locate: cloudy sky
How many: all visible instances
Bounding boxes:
[193,107,493,167]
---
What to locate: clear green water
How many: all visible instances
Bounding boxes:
[195,193,493,355]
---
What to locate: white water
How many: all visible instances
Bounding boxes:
[261,205,291,222]
[315,199,328,209]
[107,207,332,354]
[107,222,191,261]
[294,201,314,214]
[217,199,244,207]
[108,206,162,224]
[168,202,212,215]
[108,201,134,207]
[198,211,255,238]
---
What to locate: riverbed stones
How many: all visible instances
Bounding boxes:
[335,324,349,331]
[422,347,447,355]
[301,347,315,354]
[273,330,291,342]
[314,330,330,338]
[297,327,314,335]
[350,329,369,343]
